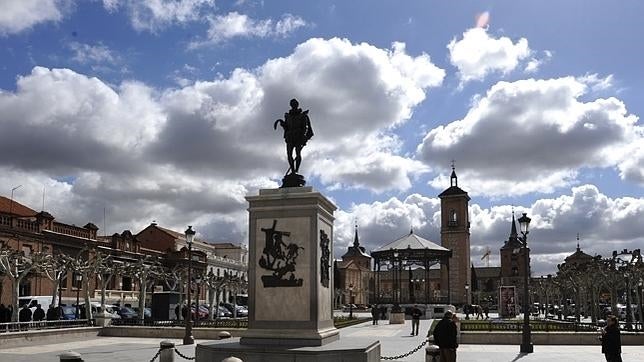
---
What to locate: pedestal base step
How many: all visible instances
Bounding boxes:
[196,337,381,362]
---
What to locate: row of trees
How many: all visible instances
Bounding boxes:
[0,245,247,323]
[534,248,644,328]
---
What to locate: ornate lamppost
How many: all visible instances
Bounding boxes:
[517,213,533,354]
[183,226,196,345]
[348,283,354,319]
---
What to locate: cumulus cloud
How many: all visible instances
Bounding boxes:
[0,38,444,241]
[417,76,642,196]
[0,0,70,35]
[335,184,644,275]
[190,12,306,47]
[524,50,553,73]
[447,27,531,84]
[68,42,118,64]
[102,0,216,32]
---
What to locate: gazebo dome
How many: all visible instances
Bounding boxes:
[374,229,448,252]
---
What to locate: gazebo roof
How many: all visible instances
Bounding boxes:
[374,230,448,252]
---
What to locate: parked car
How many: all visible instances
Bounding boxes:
[221,303,248,317]
[118,306,138,319]
[341,304,357,312]
[132,307,152,320]
[61,305,78,320]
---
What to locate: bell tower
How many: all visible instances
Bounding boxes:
[439,164,471,305]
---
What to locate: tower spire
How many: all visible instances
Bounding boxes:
[576,233,580,251]
[353,220,360,247]
[510,208,518,238]
[450,160,458,187]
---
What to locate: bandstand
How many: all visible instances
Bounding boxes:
[372,230,452,306]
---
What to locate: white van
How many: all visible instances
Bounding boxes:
[18,296,54,313]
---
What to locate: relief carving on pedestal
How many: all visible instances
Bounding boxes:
[319,230,330,288]
[259,219,304,287]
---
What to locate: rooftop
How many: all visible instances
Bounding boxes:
[374,229,448,252]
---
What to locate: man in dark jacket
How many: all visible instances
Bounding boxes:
[601,315,622,362]
[19,305,32,322]
[371,305,379,325]
[32,304,45,321]
[46,305,58,321]
[433,311,458,362]
[410,305,422,335]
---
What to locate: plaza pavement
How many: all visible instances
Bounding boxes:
[1,319,643,361]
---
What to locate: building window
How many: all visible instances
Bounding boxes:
[19,280,31,296]
[122,277,133,291]
[21,245,32,257]
[72,273,82,289]
[449,210,457,226]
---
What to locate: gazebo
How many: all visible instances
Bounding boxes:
[372,229,452,306]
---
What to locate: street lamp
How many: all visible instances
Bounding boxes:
[517,212,533,354]
[74,274,82,319]
[183,225,196,345]
[349,283,354,319]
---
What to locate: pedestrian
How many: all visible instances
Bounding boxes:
[451,313,461,345]
[483,304,490,319]
[19,304,32,322]
[175,304,181,320]
[46,305,58,321]
[476,305,484,320]
[371,305,379,325]
[600,315,622,362]
[0,304,6,323]
[410,304,422,336]
[32,304,45,321]
[432,310,458,362]
[380,305,386,320]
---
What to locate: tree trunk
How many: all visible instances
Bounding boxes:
[50,278,60,309]
[138,277,146,322]
[80,274,92,321]
[12,278,20,322]
[208,287,216,321]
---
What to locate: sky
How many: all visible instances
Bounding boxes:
[1,0,643,275]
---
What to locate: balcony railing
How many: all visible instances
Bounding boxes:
[51,222,91,239]
[0,319,94,333]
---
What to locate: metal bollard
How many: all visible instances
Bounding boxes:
[60,351,83,362]
[218,331,232,339]
[221,357,243,362]
[425,344,440,362]
[159,340,175,362]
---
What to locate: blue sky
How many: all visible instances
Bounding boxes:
[1,0,643,274]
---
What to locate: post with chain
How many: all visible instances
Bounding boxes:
[159,340,175,362]
[381,338,428,360]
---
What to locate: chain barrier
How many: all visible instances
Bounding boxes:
[149,348,163,362]
[174,348,197,360]
[381,338,428,360]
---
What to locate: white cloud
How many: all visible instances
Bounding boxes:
[0,38,444,242]
[102,0,216,32]
[0,0,69,35]
[191,12,306,47]
[578,73,614,92]
[447,27,531,84]
[417,76,642,196]
[524,50,553,73]
[335,184,644,275]
[68,42,118,64]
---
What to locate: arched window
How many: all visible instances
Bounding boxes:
[449,209,457,226]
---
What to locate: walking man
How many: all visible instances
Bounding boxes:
[600,315,622,362]
[410,304,422,336]
[32,304,45,321]
[371,305,379,325]
[433,311,458,362]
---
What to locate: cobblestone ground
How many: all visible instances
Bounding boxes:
[1,320,643,361]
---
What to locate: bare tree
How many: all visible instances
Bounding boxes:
[0,246,48,321]
[94,251,122,314]
[68,248,96,321]
[40,253,73,308]
[123,256,163,322]
[161,264,186,320]
[204,270,226,320]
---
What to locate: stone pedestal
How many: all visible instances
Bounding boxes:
[241,187,339,347]
[94,312,112,327]
[196,337,381,362]
[389,312,405,324]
